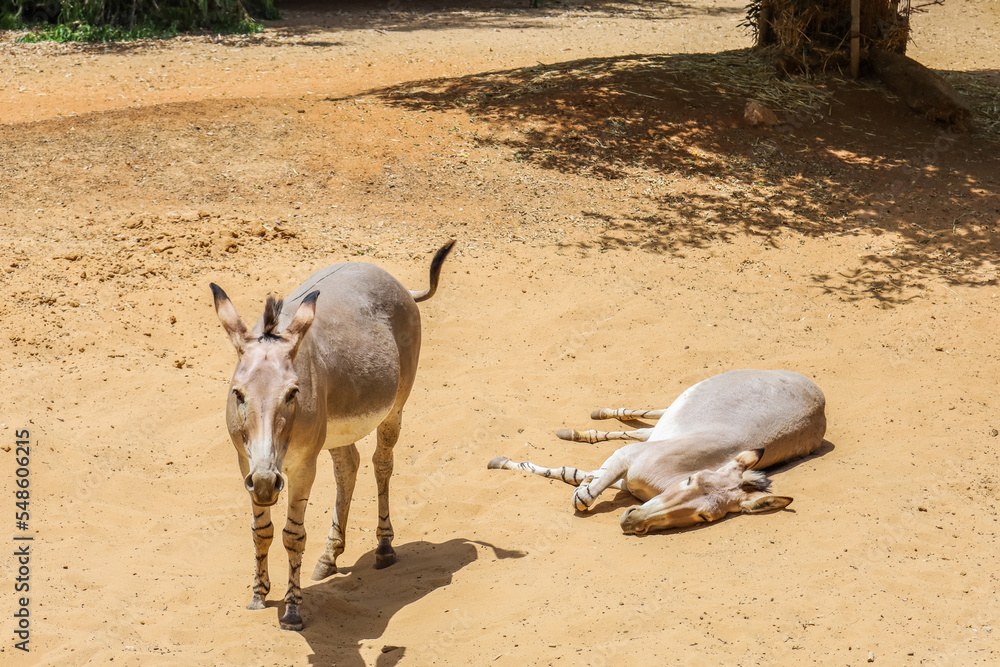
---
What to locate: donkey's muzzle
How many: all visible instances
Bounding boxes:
[620,507,648,535]
[245,471,284,506]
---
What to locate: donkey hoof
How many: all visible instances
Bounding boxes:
[487,456,510,469]
[573,487,592,512]
[374,545,397,570]
[247,595,267,611]
[311,559,338,581]
[279,605,303,631]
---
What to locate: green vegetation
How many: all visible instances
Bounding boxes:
[1,0,276,42]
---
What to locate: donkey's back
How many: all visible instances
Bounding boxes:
[650,369,826,469]
[270,261,421,349]
[267,262,424,439]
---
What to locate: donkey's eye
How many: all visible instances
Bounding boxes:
[232,389,246,404]
[685,476,693,487]
[698,513,710,522]
[285,388,299,404]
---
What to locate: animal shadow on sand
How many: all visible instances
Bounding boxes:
[579,439,836,535]
[293,538,524,666]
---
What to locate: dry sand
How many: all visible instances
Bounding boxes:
[2,0,999,664]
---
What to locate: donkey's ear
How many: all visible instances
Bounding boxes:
[733,449,765,470]
[718,449,765,475]
[283,290,319,356]
[210,283,249,354]
[740,493,793,514]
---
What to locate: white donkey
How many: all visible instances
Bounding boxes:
[211,240,453,630]
[489,369,826,535]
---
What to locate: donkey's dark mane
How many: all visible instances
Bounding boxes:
[261,295,284,339]
[740,469,771,492]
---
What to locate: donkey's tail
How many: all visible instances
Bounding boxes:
[410,239,455,303]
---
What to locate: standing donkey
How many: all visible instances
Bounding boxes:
[211,240,453,630]
[489,369,826,535]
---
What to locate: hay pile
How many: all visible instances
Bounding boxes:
[749,0,912,71]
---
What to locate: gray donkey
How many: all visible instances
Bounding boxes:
[490,369,826,535]
[211,240,453,630]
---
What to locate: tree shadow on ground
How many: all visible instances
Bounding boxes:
[299,538,525,666]
[268,0,744,38]
[359,50,1000,307]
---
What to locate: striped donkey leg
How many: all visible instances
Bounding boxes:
[590,408,666,421]
[313,444,360,581]
[278,459,317,631]
[487,456,624,490]
[239,451,274,611]
[372,409,402,570]
[248,502,273,610]
[572,448,632,512]
[556,427,653,443]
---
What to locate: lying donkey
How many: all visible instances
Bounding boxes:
[489,369,826,535]
[211,240,453,630]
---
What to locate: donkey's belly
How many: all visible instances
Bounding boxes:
[322,408,392,449]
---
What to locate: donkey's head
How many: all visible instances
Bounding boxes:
[619,449,792,535]
[211,283,319,507]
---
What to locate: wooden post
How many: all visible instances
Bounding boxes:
[851,0,861,78]
[758,1,774,47]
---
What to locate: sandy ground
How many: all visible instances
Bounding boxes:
[2,0,1000,664]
